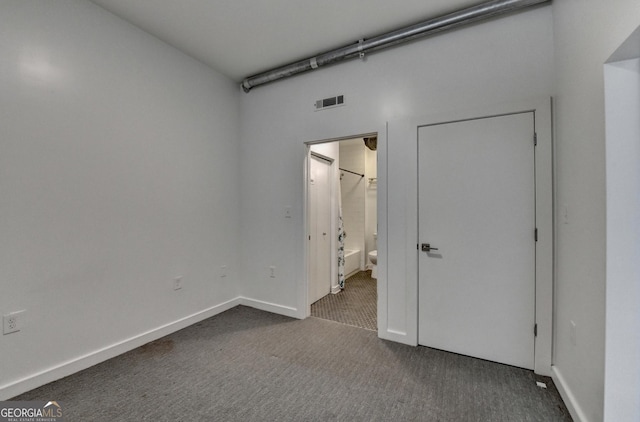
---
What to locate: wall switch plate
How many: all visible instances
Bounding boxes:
[173,276,183,291]
[220,265,227,278]
[3,310,26,335]
[269,266,276,278]
[284,206,292,219]
[570,320,577,346]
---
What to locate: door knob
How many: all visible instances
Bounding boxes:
[421,243,439,252]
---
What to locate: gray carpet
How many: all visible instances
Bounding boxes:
[13,306,572,422]
[311,270,377,331]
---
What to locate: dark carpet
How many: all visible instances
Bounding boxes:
[13,306,572,421]
[311,270,377,331]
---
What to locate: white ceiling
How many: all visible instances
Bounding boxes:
[89,0,479,81]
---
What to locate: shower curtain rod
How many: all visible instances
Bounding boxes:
[339,168,364,178]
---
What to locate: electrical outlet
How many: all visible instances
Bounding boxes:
[570,320,577,346]
[220,265,227,278]
[173,276,183,291]
[3,310,25,335]
[269,266,276,278]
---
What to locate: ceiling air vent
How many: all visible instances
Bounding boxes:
[314,95,344,111]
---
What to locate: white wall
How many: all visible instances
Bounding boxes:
[339,140,366,264]
[309,142,339,161]
[8,3,635,418]
[0,0,241,398]
[604,55,640,422]
[239,5,554,336]
[551,1,640,420]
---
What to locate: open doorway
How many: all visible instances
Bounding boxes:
[306,134,378,331]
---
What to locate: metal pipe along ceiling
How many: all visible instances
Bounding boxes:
[241,0,550,92]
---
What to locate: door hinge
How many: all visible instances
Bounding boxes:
[535,228,538,242]
[534,324,538,337]
[534,133,538,146]
[417,243,419,250]
[309,235,311,240]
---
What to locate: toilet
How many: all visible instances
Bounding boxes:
[368,232,377,279]
[368,250,377,279]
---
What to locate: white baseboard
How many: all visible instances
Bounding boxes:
[552,365,588,422]
[1,295,379,400]
[0,297,241,400]
[239,297,300,319]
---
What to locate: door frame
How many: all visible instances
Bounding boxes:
[303,133,378,317]
[387,98,553,375]
[417,111,538,370]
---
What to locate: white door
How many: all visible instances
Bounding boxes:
[418,113,536,369]
[309,154,332,304]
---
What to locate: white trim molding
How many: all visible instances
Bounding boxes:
[0,296,307,400]
[0,297,242,400]
[239,297,300,319]
[385,97,554,372]
[553,366,587,422]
